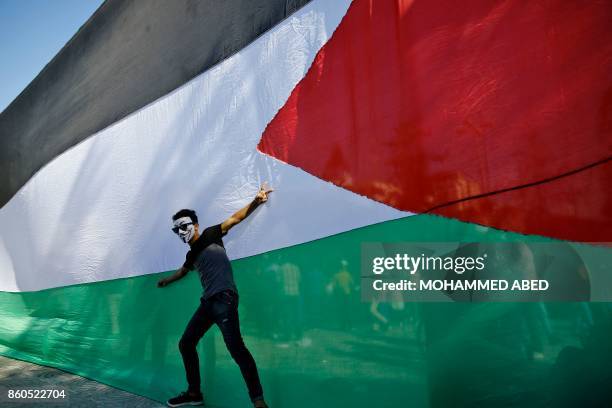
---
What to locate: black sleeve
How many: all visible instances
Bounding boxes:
[183,250,194,270]
[203,223,227,241]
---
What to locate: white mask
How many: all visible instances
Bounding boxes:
[173,216,195,244]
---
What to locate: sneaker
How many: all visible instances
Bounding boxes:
[253,399,269,408]
[166,391,204,407]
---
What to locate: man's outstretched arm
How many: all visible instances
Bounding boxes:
[221,183,273,234]
[157,266,189,287]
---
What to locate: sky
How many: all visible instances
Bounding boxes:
[0,0,104,113]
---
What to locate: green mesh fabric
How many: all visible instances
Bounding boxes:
[1,214,610,407]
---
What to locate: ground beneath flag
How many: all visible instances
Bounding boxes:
[0,355,164,407]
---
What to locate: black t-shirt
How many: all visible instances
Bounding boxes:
[183,224,237,299]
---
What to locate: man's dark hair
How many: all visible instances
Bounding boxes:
[172,209,198,224]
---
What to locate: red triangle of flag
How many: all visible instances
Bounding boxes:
[258,0,612,241]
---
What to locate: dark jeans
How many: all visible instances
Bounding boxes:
[179,290,263,402]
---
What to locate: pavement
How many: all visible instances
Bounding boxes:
[0,355,165,407]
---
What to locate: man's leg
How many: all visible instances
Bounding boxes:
[179,299,214,394]
[212,292,264,403]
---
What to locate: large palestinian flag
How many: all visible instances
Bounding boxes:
[1,0,611,407]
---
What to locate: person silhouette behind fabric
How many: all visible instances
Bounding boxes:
[158,183,273,407]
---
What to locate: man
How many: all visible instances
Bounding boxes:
[158,183,273,407]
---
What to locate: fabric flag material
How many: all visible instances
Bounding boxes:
[0,0,407,293]
[1,0,611,407]
[258,0,612,242]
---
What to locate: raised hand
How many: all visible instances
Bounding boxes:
[255,182,274,203]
